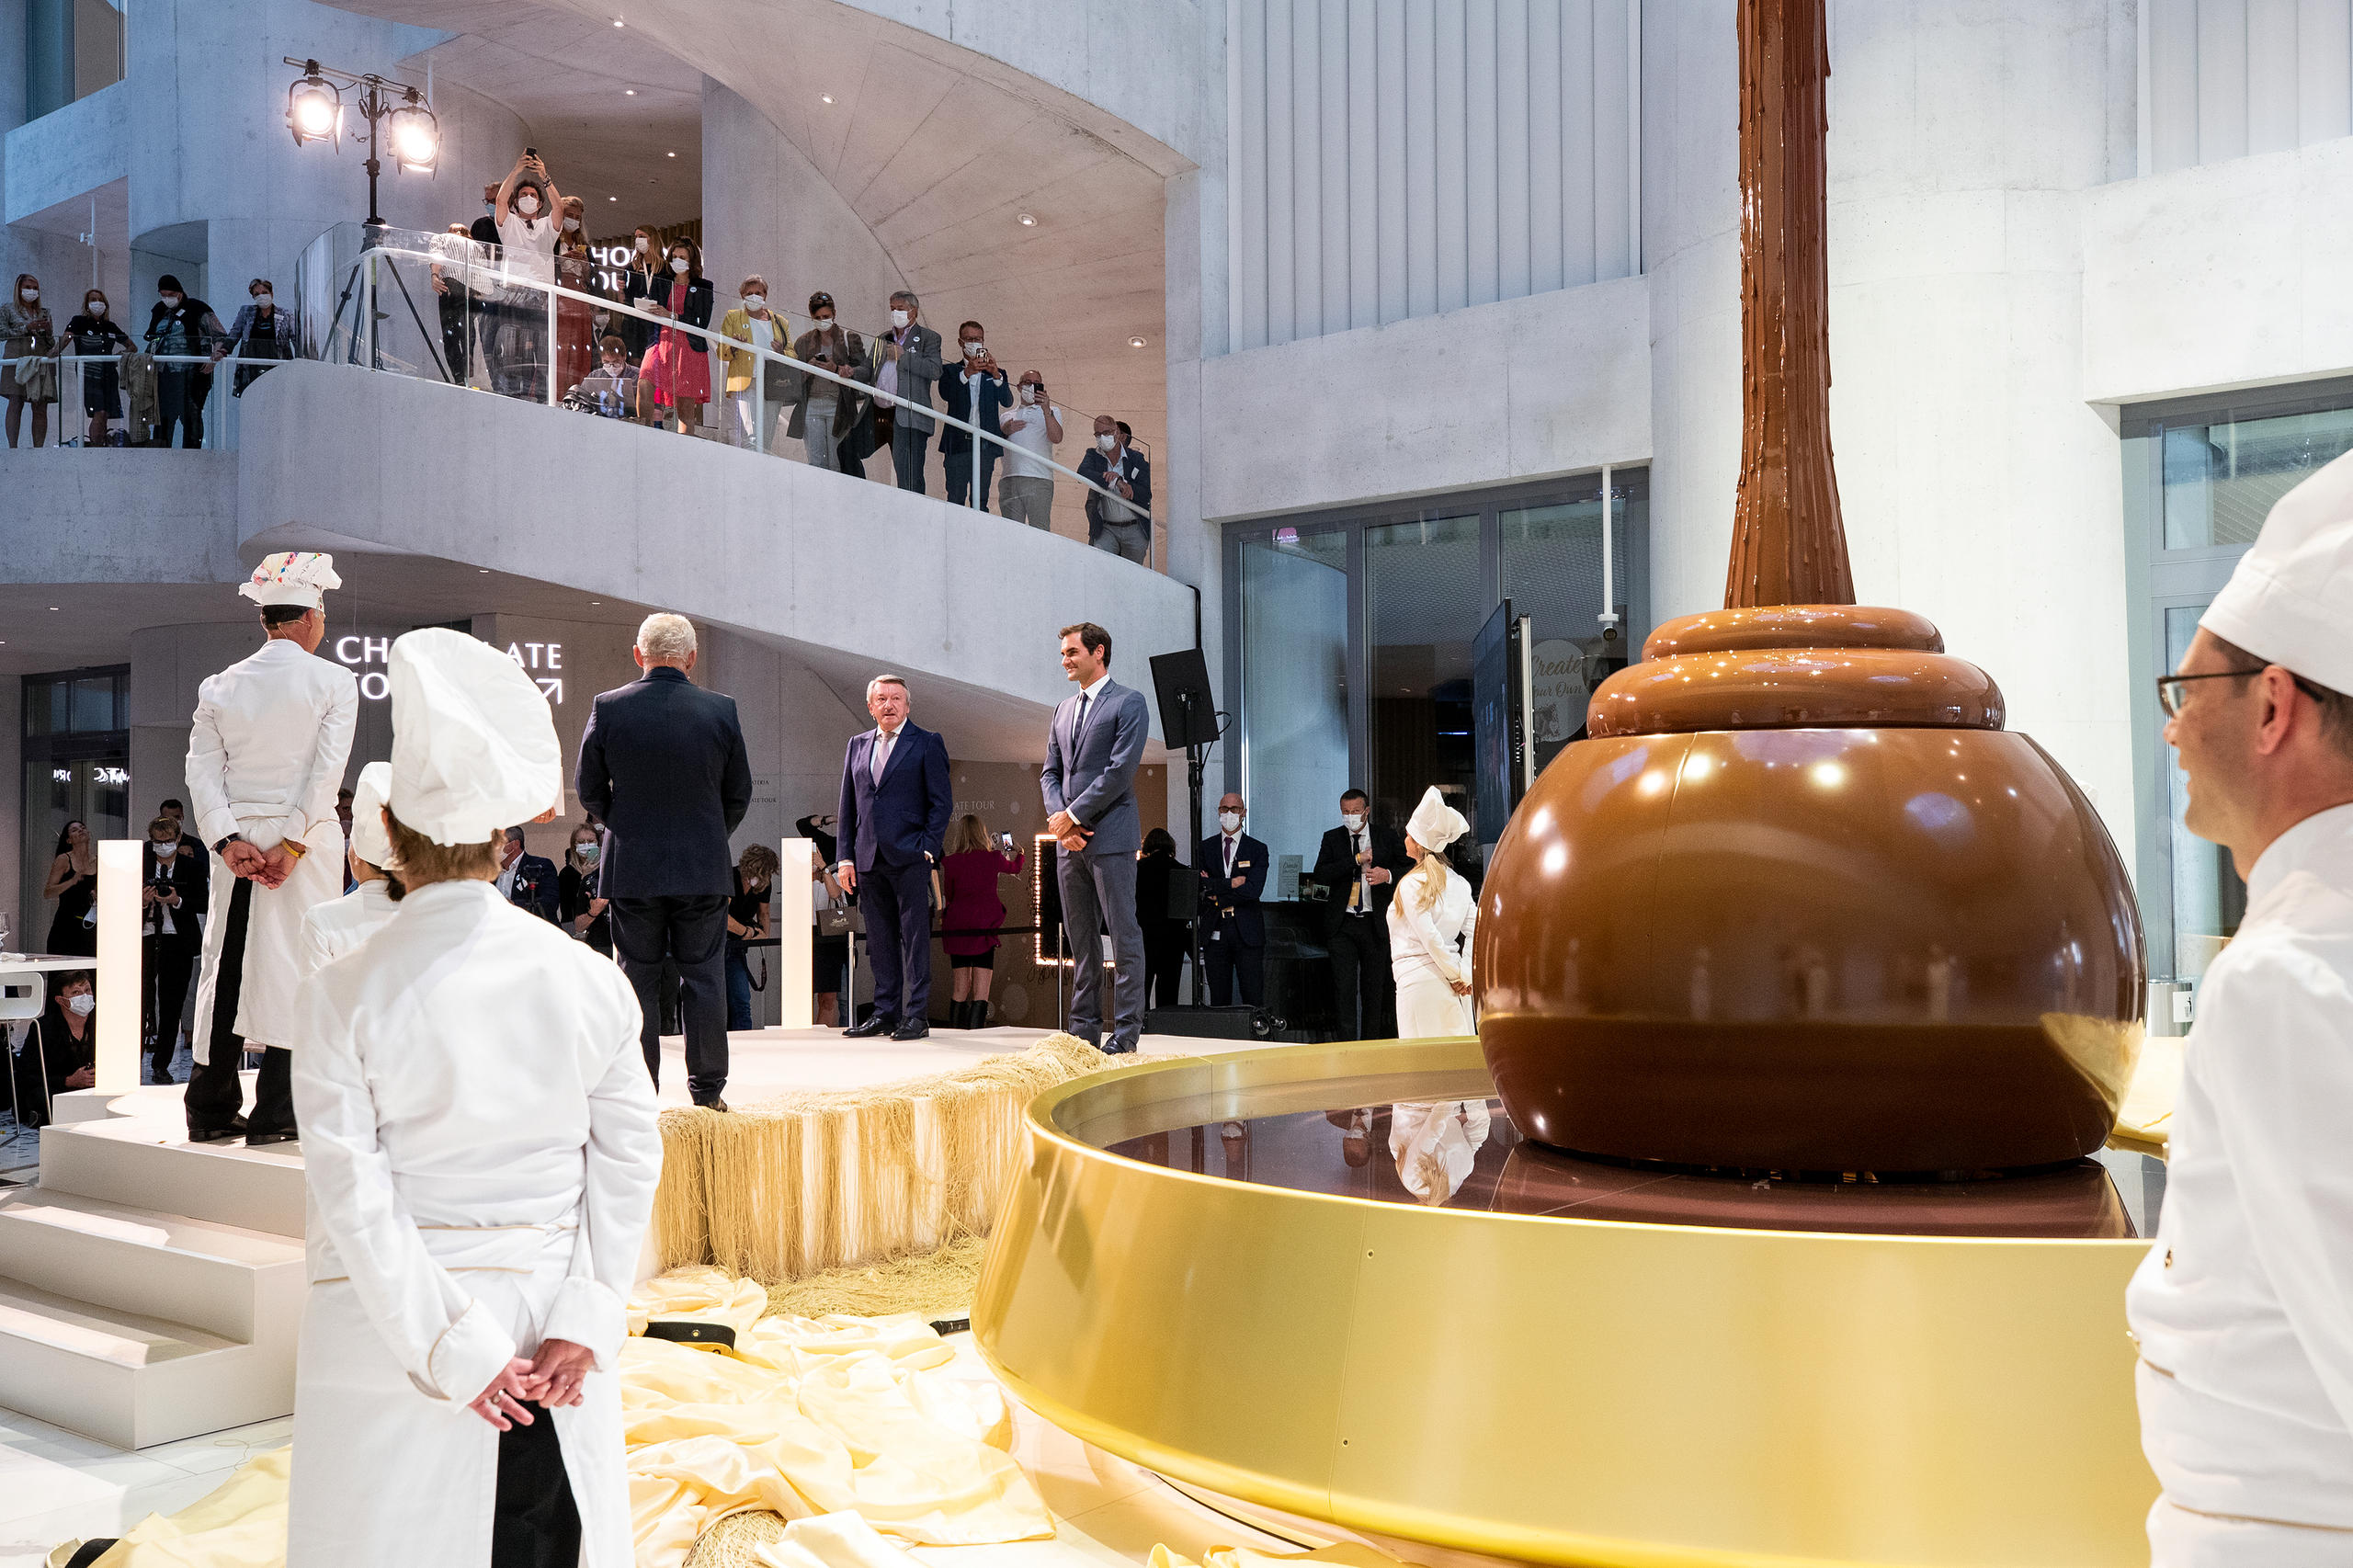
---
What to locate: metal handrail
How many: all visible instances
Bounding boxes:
[0,350,277,450]
[345,240,1155,528]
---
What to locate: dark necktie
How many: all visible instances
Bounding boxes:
[1074,692,1090,748]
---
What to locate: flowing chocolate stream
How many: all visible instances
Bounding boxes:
[1726,0,1854,608]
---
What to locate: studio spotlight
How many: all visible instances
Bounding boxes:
[388,92,440,171]
[287,64,342,147]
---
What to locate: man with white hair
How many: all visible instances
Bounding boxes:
[2128,448,2353,1563]
[183,551,358,1146]
[289,627,659,1568]
[575,612,752,1107]
[834,673,951,1040]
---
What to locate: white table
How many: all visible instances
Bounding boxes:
[0,953,99,1021]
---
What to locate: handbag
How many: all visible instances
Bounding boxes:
[816,895,861,938]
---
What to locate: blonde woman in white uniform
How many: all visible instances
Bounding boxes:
[1386,788,1489,1203]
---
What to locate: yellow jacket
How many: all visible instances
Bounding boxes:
[717,307,794,393]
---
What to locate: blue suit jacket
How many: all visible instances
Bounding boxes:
[1198,831,1269,947]
[938,364,1011,454]
[574,665,754,898]
[837,722,952,872]
[505,852,561,923]
[1041,678,1150,855]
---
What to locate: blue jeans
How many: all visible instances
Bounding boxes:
[726,940,755,1030]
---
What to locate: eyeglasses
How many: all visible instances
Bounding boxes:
[2156,666,2329,717]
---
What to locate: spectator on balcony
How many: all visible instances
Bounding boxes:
[997,370,1063,531]
[939,320,1011,510]
[63,288,131,449]
[578,335,635,418]
[1078,414,1152,563]
[494,151,563,401]
[218,278,297,398]
[861,289,941,493]
[144,276,222,449]
[2,272,57,449]
[428,223,479,385]
[619,225,664,376]
[553,196,595,398]
[788,292,864,473]
[719,276,791,452]
[641,238,713,437]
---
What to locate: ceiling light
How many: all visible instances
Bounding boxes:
[612,15,624,25]
[479,569,490,574]
[1017,212,1037,227]
[666,151,676,157]
[821,94,834,104]
[624,88,636,96]
[608,195,617,200]
[1129,335,1147,348]
[49,606,60,610]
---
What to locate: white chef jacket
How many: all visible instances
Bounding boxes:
[1388,863,1478,1040]
[2128,802,2353,1529]
[185,638,358,1055]
[287,879,659,1568]
[300,879,398,976]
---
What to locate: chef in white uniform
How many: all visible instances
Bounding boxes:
[301,761,398,974]
[184,551,358,1145]
[1387,786,1478,1040]
[289,626,660,1568]
[2127,448,2353,1563]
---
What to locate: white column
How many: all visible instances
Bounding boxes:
[95,840,142,1091]
[778,837,813,1029]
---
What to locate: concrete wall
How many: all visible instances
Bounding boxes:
[3,76,122,223]
[2143,0,2353,176]
[0,449,239,581]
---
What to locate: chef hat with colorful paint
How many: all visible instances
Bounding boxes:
[236,551,341,608]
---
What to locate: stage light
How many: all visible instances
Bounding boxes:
[388,93,439,171]
[287,65,341,146]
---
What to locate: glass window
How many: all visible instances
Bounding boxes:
[2161,403,2353,550]
[1364,515,1482,835]
[69,675,116,733]
[1500,490,1645,775]
[1239,529,1350,876]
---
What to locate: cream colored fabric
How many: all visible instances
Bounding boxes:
[2115,1033,2183,1147]
[752,1511,926,1568]
[75,1449,291,1567]
[387,628,562,846]
[654,1032,1105,1284]
[1149,1542,1412,1568]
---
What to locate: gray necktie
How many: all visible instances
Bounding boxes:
[872,730,892,784]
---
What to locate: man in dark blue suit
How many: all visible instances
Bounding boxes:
[496,827,562,923]
[575,613,753,1108]
[1197,791,1269,1007]
[938,319,1012,510]
[835,673,952,1040]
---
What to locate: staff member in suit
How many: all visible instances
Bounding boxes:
[1197,792,1269,1008]
[1042,621,1151,1054]
[183,551,358,1146]
[496,827,562,923]
[835,675,953,1040]
[862,289,943,493]
[575,613,753,1108]
[1311,788,1412,1039]
[938,319,1010,510]
[1077,415,1152,563]
[141,812,207,1084]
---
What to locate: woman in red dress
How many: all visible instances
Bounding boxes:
[938,814,1025,1028]
[639,236,713,435]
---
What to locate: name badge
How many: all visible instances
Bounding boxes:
[1236,860,1252,868]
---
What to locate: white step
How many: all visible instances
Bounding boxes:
[38,1118,305,1239]
[0,1187,303,1342]
[0,1276,292,1449]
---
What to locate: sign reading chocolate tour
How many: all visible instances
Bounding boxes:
[336,633,565,705]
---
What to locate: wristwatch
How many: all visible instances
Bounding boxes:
[212,833,244,854]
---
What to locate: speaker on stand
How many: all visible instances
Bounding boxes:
[1148,648,1222,1007]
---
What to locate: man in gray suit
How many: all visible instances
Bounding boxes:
[1042,620,1151,1054]
[863,289,943,494]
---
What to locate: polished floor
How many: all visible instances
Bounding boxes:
[1108,1098,2165,1238]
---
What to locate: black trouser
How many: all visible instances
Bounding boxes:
[155,367,203,448]
[143,934,197,1083]
[943,443,997,509]
[1325,912,1395,1040]
[1203,927,1265,1007]
[493,1397,580,1568]
[438,289,472,383]
[892,422,928,492]
[1143,930,1188,1009]
[859,858,935,1024]
[609,894,729,1101]
[184,878,295,1136]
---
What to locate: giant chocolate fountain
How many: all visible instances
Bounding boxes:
[1473,0,2145,1175]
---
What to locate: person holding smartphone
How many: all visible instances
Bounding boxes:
[788,291,866,472]
[998,369,1063,530]
[938,813,1025,1028]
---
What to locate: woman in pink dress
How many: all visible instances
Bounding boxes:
[640,236,713,434]
[938,814,1025,1028]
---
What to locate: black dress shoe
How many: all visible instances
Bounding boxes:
[891,1019,930,1041]
[187,1118,249,1143]
[244,1128,300,1147]
[843,1016,896,1039]
[1099,1040,1137,1055]
[694,1097,731,1112]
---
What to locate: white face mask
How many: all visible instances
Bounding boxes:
[19,289,36,302]
[88,301,105,316]
[815,317,835,332]
[962,339,983,357]
[744,295,765,312]
[671,256,689,274]
[67,993,95,1017]
[576,843,599,864]
[1018,385,1036,404]
[253,293,272,308]
[1341,812,1364,832]
[1218,812,1242,834]
[162,295,182,309]
[890,309,910,328]
[153,841,176,858]
[563,217,579,232]
[516,194,540,216]
[1097,433,1116,452]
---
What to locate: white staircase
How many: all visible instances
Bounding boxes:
[0,1081,305,1449]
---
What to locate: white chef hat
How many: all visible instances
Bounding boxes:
[238,551,342,609]
[348,761,393,869]
[387,628,561,846]
[2201,447,2353,695]
[1406,786,1468,853]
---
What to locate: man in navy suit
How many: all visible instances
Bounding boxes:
[495,826,561,923]
[1197,791,1269,1007]
[1042,621,1151,1053]
[575,613,753,1108]
[835,674,952,1040]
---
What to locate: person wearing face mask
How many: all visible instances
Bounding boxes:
[63,288,132,448]
[718,274,793,452]
[996,371,1063,530]
[618,226,663,369]
[1195,793,1269,1008]
[9,972,97,1129]
[559,823,612,955]
[2,271,58,448]
[143,274,224,449]
[938,319,1011,509]
[494,152,563,401]
[142,813,209,1084]
[218,278,298,397]
[550,195,596,398]
[858,289,942,492]
[1312,789,1412,1040]
[1077,414,1153,563]
[787,291,866,472]
[639,239,714,435]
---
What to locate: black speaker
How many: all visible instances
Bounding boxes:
[1035,838,1062,933]
[1144,1005,1259,1040]
[1148,648,1219,750]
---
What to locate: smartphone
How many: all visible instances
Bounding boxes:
[525,146,540,160]
[1000,832,1016,851]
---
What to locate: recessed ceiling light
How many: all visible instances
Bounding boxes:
[48,606,59,610]
[666,151,676,157]
[479,569,490,574]
[1129,336,1147,348]
[624,88,636,96]
[821,94,835,105]
[589,601,600,607]
[608,195,617,201]
[612,15,624,25]
[1017,212,1037,227]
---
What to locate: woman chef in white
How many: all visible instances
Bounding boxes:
[289,628,661,1568]
[184,550,358,1144]
[1385,787,1490,1203]
[2127,449,2353,1563]
[299,761,398,973]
